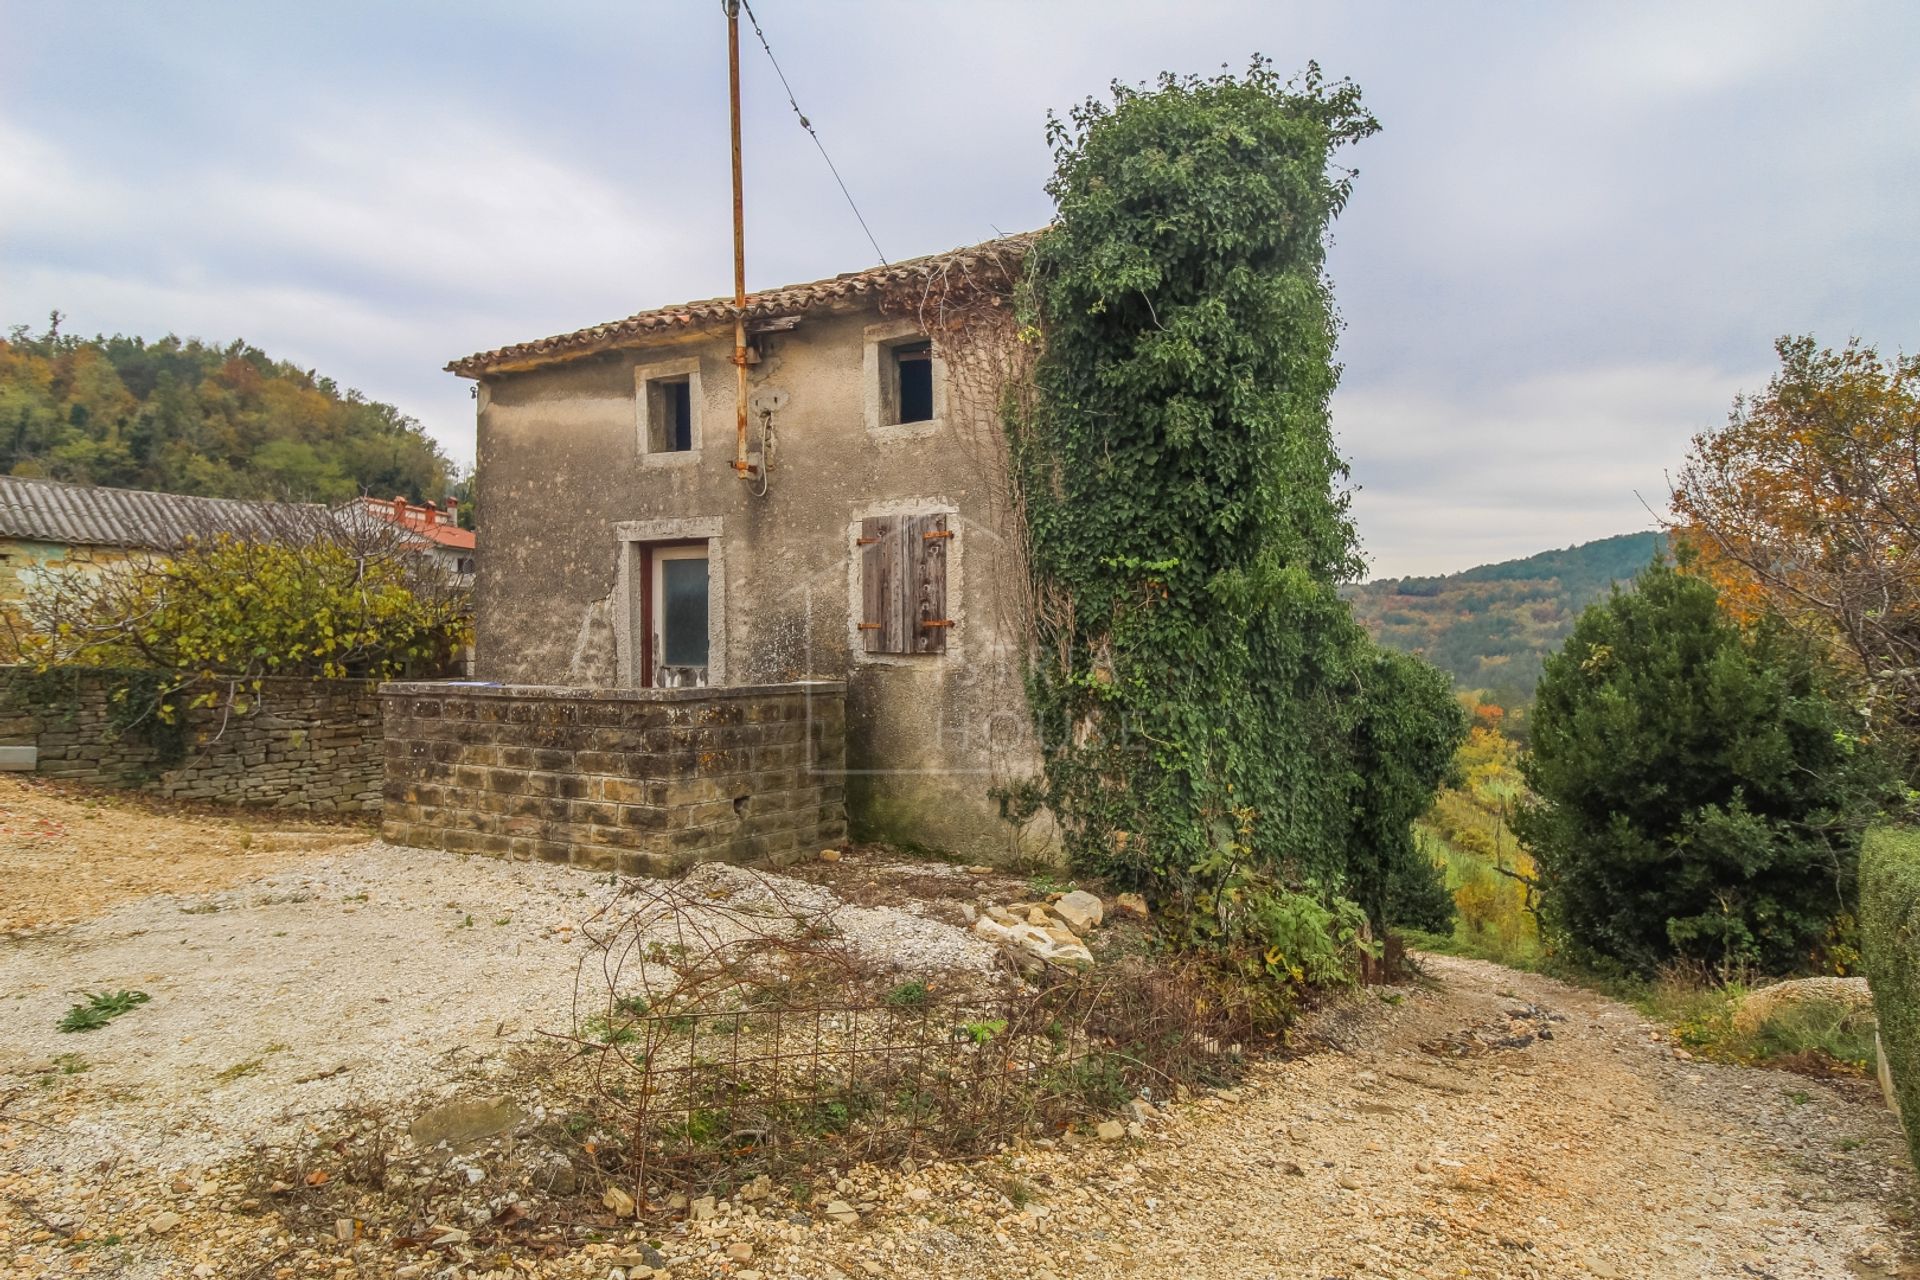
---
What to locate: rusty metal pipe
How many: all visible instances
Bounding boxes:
[726,0,749,476]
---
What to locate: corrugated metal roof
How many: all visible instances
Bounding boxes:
[446,230,1041,379]
[0,474,336,551]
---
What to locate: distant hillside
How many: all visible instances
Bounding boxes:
[0,317,451,504]
[1348,532,1666,703]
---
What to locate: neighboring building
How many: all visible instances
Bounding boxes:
[0,475,472,656]
[448,235,1047,862]
[343,494,476,579]
[0,474,333,646]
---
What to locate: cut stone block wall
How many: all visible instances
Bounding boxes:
[379,680,847,875]
[0,666,382,811]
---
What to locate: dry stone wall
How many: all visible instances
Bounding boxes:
[379,681,848,875]
[0,667,382,811]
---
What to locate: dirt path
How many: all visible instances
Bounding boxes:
[777,953,1915,1280]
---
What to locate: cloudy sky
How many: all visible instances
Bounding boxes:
[5,2,1917,578]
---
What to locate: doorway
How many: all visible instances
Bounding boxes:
[638,542,710,687]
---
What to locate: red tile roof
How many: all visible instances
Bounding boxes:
[351,496,475,550]
[446,231,1039,379]
[417,523,475,551]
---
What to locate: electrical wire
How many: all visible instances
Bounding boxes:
[737,0,888,266]
[748,408,775,498]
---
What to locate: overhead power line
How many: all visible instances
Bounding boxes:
[737,0,888,266]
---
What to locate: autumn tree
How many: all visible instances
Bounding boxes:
[16,520,471,716]
[0,316,452,502]
[1671,336,1920,767]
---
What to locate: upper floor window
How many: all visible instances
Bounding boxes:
[891,341,933,424]
[635,358,703,462]
[648,376,693,452]
[863,325,942,438]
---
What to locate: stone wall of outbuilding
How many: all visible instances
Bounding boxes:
[378,680,847,875]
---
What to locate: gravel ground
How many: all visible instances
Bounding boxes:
[3,783,1916,1279]
[0,844,1000,1179]
[1,841,608,1174]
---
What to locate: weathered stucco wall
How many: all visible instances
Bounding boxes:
[471,305,1044,862]
[0,538,130,659]
[0,666,382,810]
[379,680,846,874]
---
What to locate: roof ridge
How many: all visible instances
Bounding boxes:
[0,473,338,551]
[0,472,331,512]
[447,229,1041,379]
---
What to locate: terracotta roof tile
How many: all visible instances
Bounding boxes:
[446,231,1040,378]
[415,523,475,550]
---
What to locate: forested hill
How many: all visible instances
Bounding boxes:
[0,319,451,504]
[1347,532,1666,703]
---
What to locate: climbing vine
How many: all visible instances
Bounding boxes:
[880,236,1050,858]
[1003,61,1462,990]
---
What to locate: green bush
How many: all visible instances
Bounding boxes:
[1861,826,1920,1167]
[1516,563,1894,975]
[1355,649,1469,935]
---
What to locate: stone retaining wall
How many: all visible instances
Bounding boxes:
[0,667,383,811]
[379,681,847,875]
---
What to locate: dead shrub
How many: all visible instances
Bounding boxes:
[560,869,1259,1211]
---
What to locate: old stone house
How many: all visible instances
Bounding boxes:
[449,235,1046,862]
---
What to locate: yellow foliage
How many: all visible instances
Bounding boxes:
[20,532,470,685]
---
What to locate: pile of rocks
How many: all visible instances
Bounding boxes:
[964,888,1149,973]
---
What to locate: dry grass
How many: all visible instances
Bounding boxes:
[1640,963,1876,1076]
[560,867,1259,1208]
[0,775,367,933]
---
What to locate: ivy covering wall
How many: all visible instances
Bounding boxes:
[1007,61,1463,987]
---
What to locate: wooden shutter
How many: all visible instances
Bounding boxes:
[859,513,950,654]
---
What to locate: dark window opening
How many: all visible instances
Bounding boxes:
[893,341,933,424]
[647,375,694,453]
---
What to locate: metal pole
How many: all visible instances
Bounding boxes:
[726,0,749,476]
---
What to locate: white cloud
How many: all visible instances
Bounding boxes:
[1338,360,1764,578]
[0,107,728,466]
[4,0,1918,566]
[0,118,119,241]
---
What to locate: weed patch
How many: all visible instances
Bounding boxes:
[1630,966,1875,1076]
[884,981,931,1011]
[57,990,150,1033]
